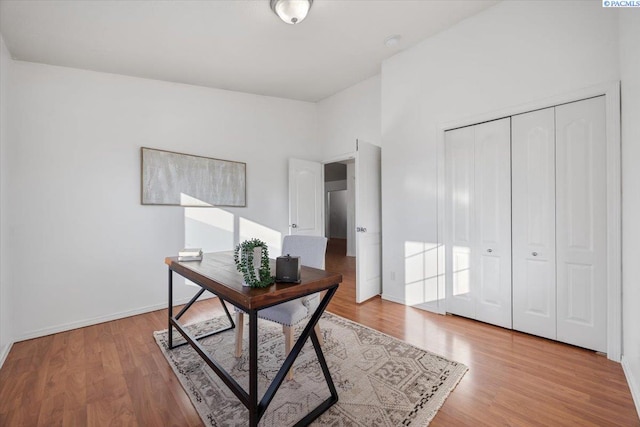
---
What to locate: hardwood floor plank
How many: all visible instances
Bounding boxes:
[64,370,87,412]
[86,394,138,427]
[62,407,87,426]
[0,238,637,426]
[36,392,65,427]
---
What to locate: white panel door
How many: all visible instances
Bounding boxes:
[288,158,323,236]
[556,96,607,352]
[512,107,557,340]
[474,118,512,328]
[355,140,382,303]
[444,126,475,319]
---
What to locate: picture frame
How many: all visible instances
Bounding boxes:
[141,147,246,207]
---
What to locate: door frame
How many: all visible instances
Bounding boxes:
[436,81,621,361]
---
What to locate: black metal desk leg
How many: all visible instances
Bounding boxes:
[168,268,173,349]
[249,310,259,427]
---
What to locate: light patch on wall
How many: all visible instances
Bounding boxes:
[239,217,282,257]
[404,241,441,306]
[181,193,213,207]
[184,206,235,288]
[185,207,234,252]
[452,246,471,297]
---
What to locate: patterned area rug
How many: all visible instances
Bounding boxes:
[154,312,467,426]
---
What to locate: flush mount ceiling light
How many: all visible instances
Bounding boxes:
[270,0,313,25]
[384,35,402,48]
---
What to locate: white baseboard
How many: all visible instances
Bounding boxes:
[14,294,217,342]
[411,300,446,315]
[0,341,14,369]
[382,293,446,315]
[622,355,640,419]
[381,293,405,305]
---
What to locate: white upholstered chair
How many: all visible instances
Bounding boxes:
[234,235,328,380]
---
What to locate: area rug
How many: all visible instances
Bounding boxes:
[153,312,467,426]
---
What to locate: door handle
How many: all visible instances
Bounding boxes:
[291,224,297,228]
[532,252,538,256]
[487,248,493,253]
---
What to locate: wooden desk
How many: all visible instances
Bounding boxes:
[165,251,342,427]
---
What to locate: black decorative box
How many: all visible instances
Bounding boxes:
[276,255,301,283]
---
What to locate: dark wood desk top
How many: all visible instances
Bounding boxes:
[165,251,342,311]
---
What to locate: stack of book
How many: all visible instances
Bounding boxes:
[178,248,203,262]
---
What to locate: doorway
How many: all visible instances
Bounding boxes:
[324,161,355,257]
[289,141,381,304]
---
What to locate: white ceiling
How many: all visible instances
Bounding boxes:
[0,0,499,102]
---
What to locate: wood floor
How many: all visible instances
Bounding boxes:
[1,238,638,426]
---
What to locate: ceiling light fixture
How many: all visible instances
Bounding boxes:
[384,35,402,48]
[270,0,313,25]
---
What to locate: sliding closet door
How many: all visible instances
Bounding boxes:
[556,96,607,353]
[445,126,475,320]
[474,118,512,328]
[512,108,557,340]
[445,118,511,328]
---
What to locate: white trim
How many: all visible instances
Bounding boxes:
[321,152,356,165]
[438,81,620,132]
[605,82,622,362]
[381,293,405,305]
[436,81,622,361]
[13,294,216,342]
[0,341,14,369]
[622,355,640,418]
[436,116,447,316]
[411,300,445,314]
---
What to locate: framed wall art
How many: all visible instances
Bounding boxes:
[141,147,246,207]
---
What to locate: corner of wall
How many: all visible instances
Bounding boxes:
[381,293,405,306]
[622,356,640,419]
[0,342,13,368]
[619,8,640,419]
[0,33,15,367]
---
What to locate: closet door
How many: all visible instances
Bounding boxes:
[445,118,511,328]
[474,118,512,328]
[556,96,607,353]
[512,108,557,340]
[445,126,475,320]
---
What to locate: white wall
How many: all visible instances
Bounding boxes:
[620,9,640,414]
[8,61,318,340]
[317,74,381,160]
[324,179,347,237]
[380,0,620,305]
[328,190,347,239]
[0,35,13,364]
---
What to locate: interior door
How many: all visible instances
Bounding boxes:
[555,96,607,352]
[355,140,382,303]
[288,158,323,236]
[444,126,475,319]
[474,118,512,328]
[512,107,557,340]
[444,119,511,328]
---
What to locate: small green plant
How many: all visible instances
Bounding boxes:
[233,239,275,288]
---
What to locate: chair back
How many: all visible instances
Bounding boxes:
[282,235,327,270]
